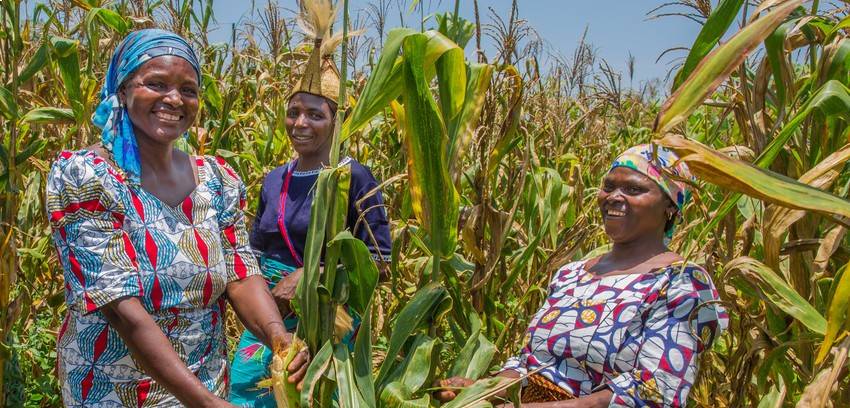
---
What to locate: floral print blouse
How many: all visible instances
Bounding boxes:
[503,260,728,407]
[47,150,260,407]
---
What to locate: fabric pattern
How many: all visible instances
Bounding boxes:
[503,260,727,407]
[609,144,693,213]
[93,29,201,183]
[47,150,259,407]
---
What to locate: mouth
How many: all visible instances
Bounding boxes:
[603,208,627,218]
[290,133,313,143]
[153,111,183,123]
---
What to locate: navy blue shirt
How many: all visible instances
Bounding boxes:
[249,157,392,267]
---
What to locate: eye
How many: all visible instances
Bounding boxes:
[625,186,645,195]
[181,87,198,97]
[145,81,166,91]
[310,113,324,121]
[601,181,615,192]
[286,110,298,119]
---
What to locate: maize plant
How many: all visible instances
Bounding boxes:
[2,0,850,406]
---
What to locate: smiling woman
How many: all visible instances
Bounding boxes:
[435,144,728,408]
[45,29,306,407]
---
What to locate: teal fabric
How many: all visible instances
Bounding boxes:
[229,257,298,407]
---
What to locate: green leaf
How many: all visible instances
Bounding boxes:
[89,7,129,34]
[672,0,745,90]
[0,86,18,120]
[332,342,372,408]
[49,36,84,123]
[328,230,380,316]
[446,63,493,176]
[299,340,334,408]
[817,263,850,363]
[376,282,450,388]
[353,299,376,407]
[448,329,496,380]
[726,257,826,335]
[394,334,439,393]
[379,382,431,408]
[17,42,50,85]
[398,33,458,260]
[20,107,74,124]
[655,0,800,134]
[441,376,518,408]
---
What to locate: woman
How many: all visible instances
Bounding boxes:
[436,145,727,407]
[228,31,392,407]
[47,29,305,407]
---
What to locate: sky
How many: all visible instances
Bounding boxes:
[209,0,705,87]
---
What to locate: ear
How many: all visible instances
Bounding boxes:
[118,85,127,105]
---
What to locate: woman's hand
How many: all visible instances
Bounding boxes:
[271,267,304,315]
[432,376,475,402]
[272,332,311,391]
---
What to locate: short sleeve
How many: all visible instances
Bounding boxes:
[347,161,392,262]
[607,266,728,407]
[46,151,141,313]
[210,156,261,283]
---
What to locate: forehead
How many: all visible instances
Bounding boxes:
[604,166,657,186]
[134,55,198,83]
[288,92,332,111]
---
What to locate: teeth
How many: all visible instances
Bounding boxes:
[155,112,180,121]
[607,210,626,217]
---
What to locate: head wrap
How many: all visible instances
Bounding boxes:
[92,29,201,183]
[609,144,694,237]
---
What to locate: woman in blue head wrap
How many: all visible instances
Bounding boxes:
[45,29,306,406]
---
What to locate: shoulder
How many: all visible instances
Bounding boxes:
[48,149,126,189]
[204,155,245,186]
[664,262,717,294]
[550,260,589,287]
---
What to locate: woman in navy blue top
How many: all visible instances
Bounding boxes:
[228,60,392,406]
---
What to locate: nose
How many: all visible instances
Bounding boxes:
[161,87,184,107]
[293,113,309,128]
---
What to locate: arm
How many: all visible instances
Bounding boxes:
[101,298,231,407]
[349,165,392,275]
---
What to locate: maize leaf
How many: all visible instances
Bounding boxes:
[817,263,850,363]
[655,0,800,134]
[398,33,458,261]
[658,134,850,221]
[726,257,826,335]
[672,0,746,90]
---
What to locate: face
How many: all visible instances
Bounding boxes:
[285,92,336,160]
[597,166,676,244]
[119,55,199,145]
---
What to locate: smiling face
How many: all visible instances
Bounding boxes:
[285,92,336,161]
[598,166,676,244]
[119,55,199,146]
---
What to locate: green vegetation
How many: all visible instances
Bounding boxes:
[1,0,849,406]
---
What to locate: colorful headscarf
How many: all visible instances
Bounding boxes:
[609,144,694,236]
[92,29,201,183]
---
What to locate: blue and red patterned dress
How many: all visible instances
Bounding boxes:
[47,150,260,406]
[503,260,728,407]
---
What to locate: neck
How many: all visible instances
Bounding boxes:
[608,235,668,264]
[135,133,176,175]
[296,144,333,171]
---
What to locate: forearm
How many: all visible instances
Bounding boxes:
[101,297,219,407]
[227,274,287,346]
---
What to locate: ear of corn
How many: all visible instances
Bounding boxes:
[268,337,306,408]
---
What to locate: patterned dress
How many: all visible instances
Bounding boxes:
[47,150,260,407]
[503,260,728,407]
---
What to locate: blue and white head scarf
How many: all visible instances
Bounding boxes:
[92,29,201,183]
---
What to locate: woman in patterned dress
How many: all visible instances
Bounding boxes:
[435,144,728,407]
[227,28,392,407]
[46,29,306,407]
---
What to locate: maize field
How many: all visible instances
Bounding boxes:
[1,0,850,406]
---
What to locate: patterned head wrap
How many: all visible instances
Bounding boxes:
[92,29,201,183]
[609,144,694,237]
